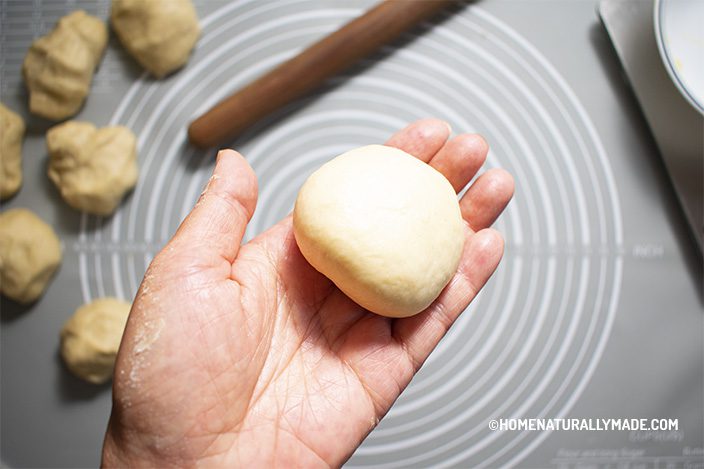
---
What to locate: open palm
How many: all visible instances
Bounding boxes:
[102,119,514,467]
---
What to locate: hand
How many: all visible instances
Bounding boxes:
[102,119,514,467]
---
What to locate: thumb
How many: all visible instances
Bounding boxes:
[171,149,258,263]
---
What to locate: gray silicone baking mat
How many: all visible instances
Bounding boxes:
[1,0,702,467]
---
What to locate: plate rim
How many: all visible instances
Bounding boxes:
[654,0,704,116]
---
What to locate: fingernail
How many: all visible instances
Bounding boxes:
[444,121,452,136]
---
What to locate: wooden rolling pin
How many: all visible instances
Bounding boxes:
[187,0,455,148]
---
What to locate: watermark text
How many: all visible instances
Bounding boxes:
[488,418,678,432]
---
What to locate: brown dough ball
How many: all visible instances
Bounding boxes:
[47,121,139,216]
[22,11,107,120]
[0,209,62,304]
[0,103,25,199]
[111,0,201,78]
[60,298,131,384]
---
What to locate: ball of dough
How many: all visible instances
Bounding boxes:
[111,0,201,78]
[60,298,131,384]
[47,121,139,215]
[0,103,25,199]
[22,10,107,120]
[0,209,62,304]
[293,145,465,318]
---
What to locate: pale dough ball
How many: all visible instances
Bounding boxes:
[293,145,465,318]
[0,103,25,199]
[111,0,201,78]
[60,298,131,384]
[47,121,139,216]
[0,209,62,304]
[22,10,107,120]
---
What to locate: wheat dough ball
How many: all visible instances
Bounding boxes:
[47,121,139,215]
[293,145,465,318]
[0,209,62,304]
[0,103,25,199]
[111,0,201,78]
[60,298,131,384]
[22,10,107,120]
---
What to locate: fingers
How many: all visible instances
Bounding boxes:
[386,120,512,232]
[460,168,514,232]
[392,228,504,371]
[171,149,258,264]
[385,118,450,162]
[429,133,489,192]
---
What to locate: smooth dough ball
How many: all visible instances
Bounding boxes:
[22,10,107,120]
[47,121,139,215]
[0,209,62,304]
[293,145,465,318]
[0,103,25,199]
[60,298,131,384]
[111,0,201,78]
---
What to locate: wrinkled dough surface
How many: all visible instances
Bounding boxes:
[61,298,131,384]
[22,10,107,120]
[0,103,25,199]
[293,145,465,318]
[111,0,200,78]
[47,121,139,215]
[0,209,62,304]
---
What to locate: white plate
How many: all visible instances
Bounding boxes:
[654,0,704,116]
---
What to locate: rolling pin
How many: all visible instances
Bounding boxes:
[187,0,455,148]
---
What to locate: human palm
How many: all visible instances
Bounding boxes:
[102,119,514,467]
